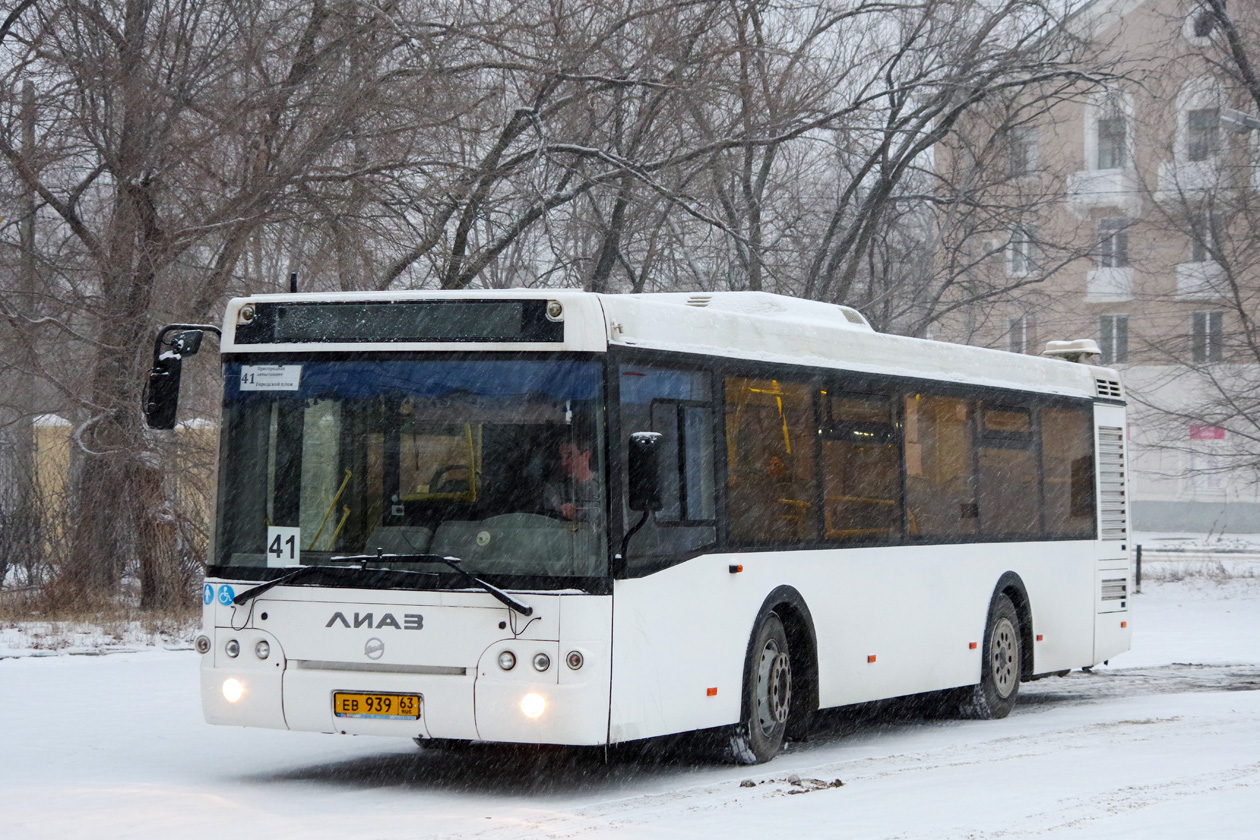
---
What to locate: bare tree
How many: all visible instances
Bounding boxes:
[1116,1,1260,490]
[0,0,1134,609]
[0,0,438,607]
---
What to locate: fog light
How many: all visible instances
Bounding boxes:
[254,640,270,660]
[532,652,551,672]
[566,650,583,670]
[224,639,240,658]
[222,678,244,703]
[521,692,546,718]
[194,635,211,655]
[498,651,516,670]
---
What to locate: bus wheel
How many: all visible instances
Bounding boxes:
[729,613,792,764]
[960,593,1021,720]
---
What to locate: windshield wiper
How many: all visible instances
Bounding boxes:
[231,551,533,617]
[231,559,435,607]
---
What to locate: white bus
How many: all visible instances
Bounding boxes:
[149,290,1131,764]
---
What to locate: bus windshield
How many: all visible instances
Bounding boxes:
[212,358,606,582]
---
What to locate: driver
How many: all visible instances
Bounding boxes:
[544,438,601,523]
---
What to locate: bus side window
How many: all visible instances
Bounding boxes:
[1042,405,1096,536]
[725,376,817,546]
[975,404,1040,536]
[903,394,977,539]
[619,365,716,563]
[648,400,716,522]
[820,392,900,543]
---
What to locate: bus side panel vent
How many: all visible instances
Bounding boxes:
[1101,578,1128,601]
[1095,377,1123,399]
[1097,426,1127,540]
[686,295,713,307]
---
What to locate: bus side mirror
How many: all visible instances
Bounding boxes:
[172,329,204,357]
[143,327,217,430]
[628,432,664,512]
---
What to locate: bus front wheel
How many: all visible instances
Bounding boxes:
[729,612,792,764]
[959,593,1021,720]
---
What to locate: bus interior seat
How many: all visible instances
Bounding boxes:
[428,464,471,494]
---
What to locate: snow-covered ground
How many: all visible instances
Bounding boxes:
[2,558,1258,839]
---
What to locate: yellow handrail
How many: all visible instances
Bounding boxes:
[308,468,352,550]
[326,505,351,550]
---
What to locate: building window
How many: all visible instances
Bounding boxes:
[1193,11,1215,38]
[1098,218,1130,267]
[1097,108,1127,170]
[1191,310,1223,362]
[1188,452,1227,492]
[1187,108,1220,161]
[1007,227,1036,276]
[1189,209,1218,263]
[1008,315,1034,354]
[1006,126,1038,177]
[1099,314,1128,364]
[1189,2,1223,39]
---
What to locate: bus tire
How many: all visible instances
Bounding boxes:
[729,612,792,764]
[959,593,1021,720]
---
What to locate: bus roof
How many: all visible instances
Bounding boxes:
[221,289,1119,401]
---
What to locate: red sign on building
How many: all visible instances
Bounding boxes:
[1189,424,1226,440]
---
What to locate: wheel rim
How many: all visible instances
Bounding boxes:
[989,616,1019,699]
[756,639,791,737]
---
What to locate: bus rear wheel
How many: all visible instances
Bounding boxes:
[959,593,1021,720]
[729,612,792,764]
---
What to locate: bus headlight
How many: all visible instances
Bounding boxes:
[254,640,270,660]
[498,651,516,670]
[532,652,551,672]
[222,678,244,703]
[194,635,211,655]
[224,639,240,658]
[521,693,546,718]
[566,650,584,670]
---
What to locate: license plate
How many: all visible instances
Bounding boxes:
[333,692,422,720]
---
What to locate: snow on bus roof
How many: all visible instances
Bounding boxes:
[222,289,1110,399]
[598,291,1104,399]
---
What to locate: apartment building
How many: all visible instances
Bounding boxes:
[937,0,1260,533]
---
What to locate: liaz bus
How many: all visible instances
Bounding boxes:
[146,290,1131,764]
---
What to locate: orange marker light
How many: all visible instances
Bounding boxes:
[707,687,718,696]
[867,655,877,663]
[969,642,977,650]
[1121,621,1127,628]
[729,564,743,574]
[1036,634,1044,642]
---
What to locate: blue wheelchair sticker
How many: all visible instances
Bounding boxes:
[203,584,214,606]
[217,585,235,606]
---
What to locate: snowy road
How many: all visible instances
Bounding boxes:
[3,577,1259,839]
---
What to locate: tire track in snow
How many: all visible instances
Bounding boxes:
[427,664,1260,839]
[965,761,1260,838]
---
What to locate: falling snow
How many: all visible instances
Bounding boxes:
[2,553,1258,839]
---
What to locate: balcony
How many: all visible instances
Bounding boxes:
[1176,261,1226,300]
[1086,267,1134,301]
[1156,159,1227,205]
[1067,168,1140,217]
